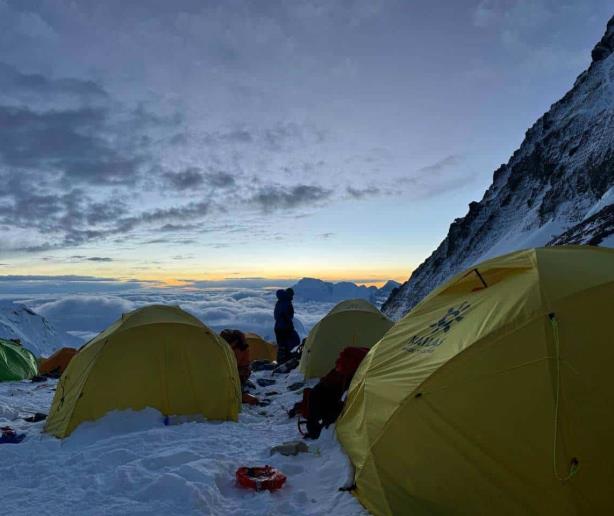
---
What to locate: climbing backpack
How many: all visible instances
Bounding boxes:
[295,347,370,438]
[334,346,369,377]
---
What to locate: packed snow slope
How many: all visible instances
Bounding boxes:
[0,369,364,515]
[0,301,81,357]
[384,16,614,319]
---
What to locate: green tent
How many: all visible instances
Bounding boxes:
[0,339,38,381]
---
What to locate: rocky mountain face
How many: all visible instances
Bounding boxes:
[0,301,80,357]
[384,16,614,320]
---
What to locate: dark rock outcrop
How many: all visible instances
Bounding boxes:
[547,204,614,246]
[592,16,614,61]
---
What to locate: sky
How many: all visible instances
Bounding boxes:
[0,0,612,286]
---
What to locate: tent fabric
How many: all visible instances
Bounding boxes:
[336,246,614,516]
[299,299,393,379]
[45,305,241,438]
[244,333,277,362]
[39,347,78,376]
[0,339,38,381]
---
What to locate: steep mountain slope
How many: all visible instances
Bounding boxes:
[384,16,614,319]
[0,301,81,356]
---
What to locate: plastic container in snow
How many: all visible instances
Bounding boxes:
[235,465,287,491]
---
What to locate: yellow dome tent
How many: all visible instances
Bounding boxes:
[299,299,393,379]
[245,332,277,362]
[337,246,614,515]
[45,305,241,438]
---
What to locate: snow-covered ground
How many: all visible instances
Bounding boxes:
[0,368,365,515]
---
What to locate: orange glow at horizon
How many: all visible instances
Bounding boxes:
[121,265,409,286]
[129,271,409,288]
[4,262,410,288]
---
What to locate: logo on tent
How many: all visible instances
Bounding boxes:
[403,302,471,354]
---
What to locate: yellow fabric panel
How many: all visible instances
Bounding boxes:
[245,333,277,362]
[547,280,614,510]
[299,299,393,379]
[339,267,541,474]
[45,337,106,437]
[327,298,385,317]
[535,245,614,306]
[411,248,538,316]
[337,246,614,515]
[116,304,205,332]
[45,305,241,438]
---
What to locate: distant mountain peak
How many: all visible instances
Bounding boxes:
[384,15,614,320]
[381,280,401,290]
[292,277,396,308]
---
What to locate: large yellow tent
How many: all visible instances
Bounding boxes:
[337,246,614,515]
[245,332,277,362]
[299,299,393,379]
[45,305,241,438]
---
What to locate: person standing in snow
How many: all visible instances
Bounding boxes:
[274,288,298,364]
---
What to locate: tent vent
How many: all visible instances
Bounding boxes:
[473,268,488,288]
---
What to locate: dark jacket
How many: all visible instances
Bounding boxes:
[274,289,294,331]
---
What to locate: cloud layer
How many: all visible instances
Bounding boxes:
[28,289,327,344]
[0,0,500,259]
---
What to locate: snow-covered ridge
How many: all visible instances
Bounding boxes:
[0,300,81,356]
[547,203,614,246]
[383,15,614,319]
[292,277,400,307]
